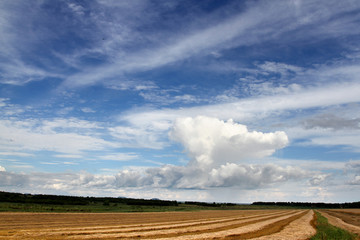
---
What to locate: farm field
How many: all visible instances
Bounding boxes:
[0,209,315,239]
[318,209,360,237]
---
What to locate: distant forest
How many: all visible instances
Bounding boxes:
[0,191,359,208]
[252,201,360,208]
[0,191,178,207]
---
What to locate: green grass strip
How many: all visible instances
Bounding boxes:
[311,211,357,240]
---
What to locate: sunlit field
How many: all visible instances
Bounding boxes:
[0,210,316,239]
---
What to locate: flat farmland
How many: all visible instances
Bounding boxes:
[0,210,315,239]
[318,209,360,237]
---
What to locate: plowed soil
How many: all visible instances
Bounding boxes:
[0,210,315,239]
[318,209,360,237]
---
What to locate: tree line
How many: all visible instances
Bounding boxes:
[0,191,178,206]
[252,201,360,208]
[1,191,359,208]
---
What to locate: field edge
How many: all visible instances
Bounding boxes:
[310,211,357,240]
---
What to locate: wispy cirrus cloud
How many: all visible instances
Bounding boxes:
[0,118,114,155]
[53,154,83,159]
[113,60,360,153]
[120,79,360,131]
[1,0,359,88]
[303,114,360,130]
[99,153,139,161]
[0,1,63,85]
[0,152,34,157]
[62,0,360,88]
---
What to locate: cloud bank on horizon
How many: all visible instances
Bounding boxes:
[1,0,360,203]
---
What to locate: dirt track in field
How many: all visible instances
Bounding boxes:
[0,210,315,239]
[318,209,360,237]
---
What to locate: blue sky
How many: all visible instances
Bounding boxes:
[1,0,360,203]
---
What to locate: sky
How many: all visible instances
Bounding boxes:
[1,0,360,203]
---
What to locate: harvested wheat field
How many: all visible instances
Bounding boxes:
[318,209,360,237]
[0,210,315,240]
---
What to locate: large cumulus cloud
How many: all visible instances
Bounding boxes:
[143,116,300,189]
[169,116,289,168]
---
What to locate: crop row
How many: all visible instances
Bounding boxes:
[0,210,315,239]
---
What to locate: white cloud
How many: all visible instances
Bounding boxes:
[63,0,360,88]
[0,1,62,85]
[53,154,83,159]
[1,0,359,87]
[244,82,304,97]
[0,166,5,172]
[118,79,360,150]
[349,175,360,185]
[1,1,359,202]
[41,118,102,132]
[0,152,34,157]
[345,160,360,185]
[139,91,200,105]
[0,171,28,187]
[300,187,333,201]
[67,2,85,16]
[0,119,115,154]
[109,124,171,149]
[272,158,347,172]
[346,160,360,170]
[0,60,61,85]
[309,174,331,186]
[169,116,288,168]
[303,113,360,130]
[144,163,310,190]
[310,134,360,151]
[0,163,312,194]
[1,157,356,202]
[0,98,8,107]
[0,117,310,193]
[208,163,307,188]
[0,165,295,192]
[81,107,96,113]
[282,123,360,152]
[257,61,304,76]
[0,98,29,116]
[108,117,306,190]
[99,153,139,161]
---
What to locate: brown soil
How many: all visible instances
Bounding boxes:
[75,211,297,239]
[318,209,360,238]
[156,210,308,240]
[250,210,316,240]
[63,211,288,238]
[0,210,264,230]
[321,209,360,227]
[0,210,316,240]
